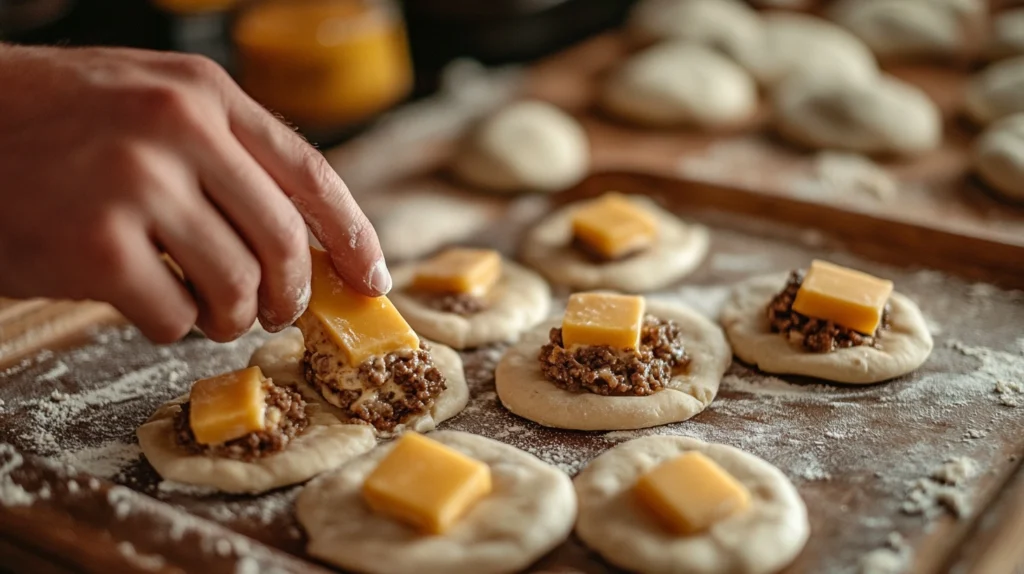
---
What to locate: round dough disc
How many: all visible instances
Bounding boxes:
[719,273,934,384]
[733,12,878,88]
[248,328,469,435]
[574,435,809,574]
[773,75,941,155]
[830,0,984,61]
[627,0,762,58]
[297,430,576,574]
[965,56,1024,125]
[390,259,551,350]
[451,100,589,193]
[520,195,709,292]
[136,393,375,495]
[495,300,731,431]
[601,42,758,128]
[973,113,1024,201]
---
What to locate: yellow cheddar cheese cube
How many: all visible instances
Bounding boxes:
[792,260,894,335]
[362,433,492,534]
[304,248,419,366]
[571,192,658,260]
[189,366,267,445]
[411,248,502,296]
[634,451,751,535]
[562,292,646,351]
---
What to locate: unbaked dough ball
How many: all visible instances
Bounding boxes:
[601,42,758,128]
[627,0,762,58]
[965,56,1024,125]
[733,12,879,88]
[451,100,589,193]
[830,0,985,61]
[989,9,1024,60]
[773,75,941,155]
[974,113,1024,201]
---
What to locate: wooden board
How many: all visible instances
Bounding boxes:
[1,169,1024,573]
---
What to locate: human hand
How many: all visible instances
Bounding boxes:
[0,44,391,343]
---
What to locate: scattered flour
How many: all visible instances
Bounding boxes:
[949,339,1024,408]
[57,442,143,479]
[931,457,978,486]
[116,541,166,571]
[860,532,913,574]
[791,152,898,202]
[0,444,33,507]
[902,457,977,521]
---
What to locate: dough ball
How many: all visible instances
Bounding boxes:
[574,436,809,574]
[974,113,1024,201]
[965,56,1024,125]
[733,12,879,88]
[627,0,762,58]
[830,0,985,61]
[601,42,758,128]
[451,100,589,193]
[989,9,1024,60]
[773,75,942,155]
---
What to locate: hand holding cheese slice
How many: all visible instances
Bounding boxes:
[411,248,502,296]
[562,292,646,351]
[792,260,893,334]
[302,247,420,365]
[362,432,492,534]
[634,451,750,535]
[189,366,268,445]
[571,192,659,260]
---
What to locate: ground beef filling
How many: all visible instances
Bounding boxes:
[173,381,309,462]
[304,341,447,433]
[538,315,690,396]
[415,291,487,315]
[767,270,892,353]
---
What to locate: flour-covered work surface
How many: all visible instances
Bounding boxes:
[0,205,1022,573]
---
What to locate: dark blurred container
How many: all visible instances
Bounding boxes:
[402,0,636,94]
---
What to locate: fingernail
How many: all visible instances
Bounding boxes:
[368,258,392,295]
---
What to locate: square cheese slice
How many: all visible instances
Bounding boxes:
[362,433,492,535]
[304,248,419,366]
[634,451,751,535]
[791,260,894,335]
[189,366,267,446]
[571,192,658,260]
[562,292,646,351]
[411,248,502,296]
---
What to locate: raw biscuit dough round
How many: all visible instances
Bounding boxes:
[574,435,809,574]
[390,259,551,350]
[627,0,762,58]
[973,113,1024,201]
[830,0,985,61]
[137,393,375,495]
[520,195,709,292]
[451,100,589,193]
[989,9,1024,60]
[495,300,731,431]
[248,328,469,435]
[773,75,941,155]
[719,273,934,384]
[297,430,576,574]
[601,42,759,128]
[733,12,878,88]
[965,56,1024,125]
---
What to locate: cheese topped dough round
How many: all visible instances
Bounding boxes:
[520,195,709,293]
[773,74,941,155]
[601,42,758,129]
[451,100,589,194]
[973,113,1024,202]
[248,328,469,436]
[965,56,1024,125]
[297,430,576,574]
[390,259,550,350]
[830,0,985,62]
[574,435,809,574]
[719,273,933,384]
[627,0,762,58]
[495,300,731,431]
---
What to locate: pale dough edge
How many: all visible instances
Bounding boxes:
[495,300,732,431]
[719,273,934,384]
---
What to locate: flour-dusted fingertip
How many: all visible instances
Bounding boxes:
[368,257,392,295]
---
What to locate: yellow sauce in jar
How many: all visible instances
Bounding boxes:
[233,0,413,131]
